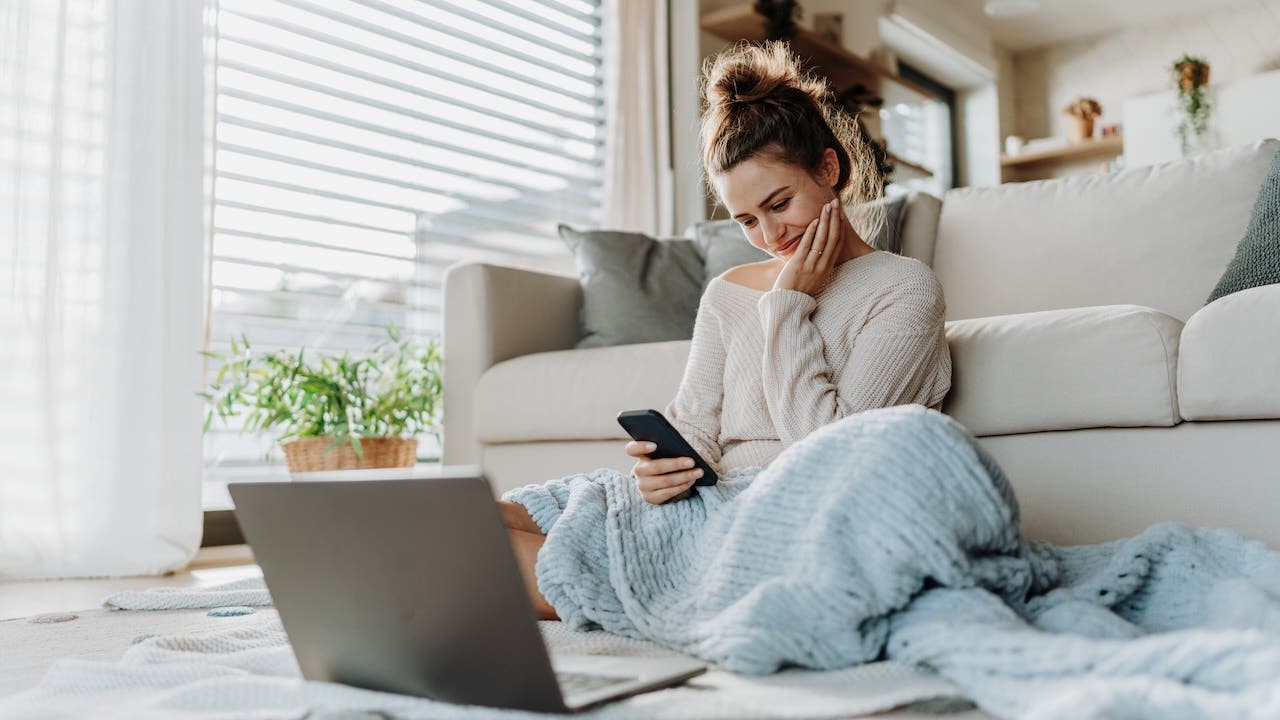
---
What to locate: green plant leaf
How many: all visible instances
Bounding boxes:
[199,324,442,451]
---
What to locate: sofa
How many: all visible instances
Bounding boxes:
[442,139,1280,548]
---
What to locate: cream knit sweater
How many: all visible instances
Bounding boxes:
[665,250,951,472]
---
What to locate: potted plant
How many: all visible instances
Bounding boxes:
[201,325,442,473]
[1171,55,1211,157]
[1062,97,1103,144]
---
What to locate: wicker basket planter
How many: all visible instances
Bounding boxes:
[281,436,418,473]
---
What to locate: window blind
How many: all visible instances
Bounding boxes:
[203,0,605,483]
[879,63,954,198]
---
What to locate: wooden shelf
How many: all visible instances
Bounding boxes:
[700,4,934,109]
[1001,136,1124,167]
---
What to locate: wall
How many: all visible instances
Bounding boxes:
[1010,1,1280,143]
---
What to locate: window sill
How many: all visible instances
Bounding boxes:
[200,458,442,547]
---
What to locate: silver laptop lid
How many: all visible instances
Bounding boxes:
[229,470,567,713]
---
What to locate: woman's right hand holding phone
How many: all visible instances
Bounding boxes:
[625,441,704,505]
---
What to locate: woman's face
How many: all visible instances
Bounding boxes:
[713,148,839,260]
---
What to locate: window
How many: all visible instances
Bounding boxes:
[202,0,606,499]
[881,62,955,197]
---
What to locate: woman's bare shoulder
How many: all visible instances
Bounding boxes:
[720,260,780,291]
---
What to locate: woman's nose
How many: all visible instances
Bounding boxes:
[759,217,786,244]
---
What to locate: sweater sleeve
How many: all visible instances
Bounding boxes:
[663,288,727,473]
[757,273,951,442]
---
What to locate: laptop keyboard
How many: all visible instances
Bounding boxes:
[556,671,638,696]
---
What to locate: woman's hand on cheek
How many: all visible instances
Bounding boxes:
[772,198,841,296]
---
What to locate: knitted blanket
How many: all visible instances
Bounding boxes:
[505,405,1280,719]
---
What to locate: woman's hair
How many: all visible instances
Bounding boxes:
[699,41,884,239]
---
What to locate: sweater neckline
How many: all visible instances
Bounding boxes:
[716,250,882,295]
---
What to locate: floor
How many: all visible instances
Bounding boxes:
[1,545,988,718]
[0,545,261,622]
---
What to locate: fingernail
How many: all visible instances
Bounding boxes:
[646,442,656,451]
[683,458,694,467]
[693,469,703,477]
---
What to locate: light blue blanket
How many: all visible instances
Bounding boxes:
[505,405,1280,719]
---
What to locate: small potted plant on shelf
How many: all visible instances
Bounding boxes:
[1170,55,1212,157]
[1062,97,1103,144]
[201,325,442,473]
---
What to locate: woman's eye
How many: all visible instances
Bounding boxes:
[740,219,756,228]
[771,199,789,212]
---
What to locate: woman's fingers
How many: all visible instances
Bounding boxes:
[638,472,700,504]
[644,481,695,505]
[790,216,818,264]
[636,465,704,496]
[624,440,656,458]
[808,202,830,271]
[821,199,840,268]
[637,456,697,476]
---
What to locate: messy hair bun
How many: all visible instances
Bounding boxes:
[700,41,883,238]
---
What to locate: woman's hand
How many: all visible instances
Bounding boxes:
[772,198,844,296]
[625,440,704,505]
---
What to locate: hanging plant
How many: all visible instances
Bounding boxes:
[754,0,802,41]
[1170,55,1211,157]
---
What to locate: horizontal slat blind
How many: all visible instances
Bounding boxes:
[204,0,604,480]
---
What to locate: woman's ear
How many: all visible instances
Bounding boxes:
[819,147,840,189]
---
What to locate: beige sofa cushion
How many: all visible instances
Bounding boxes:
[932,139,1280,322]
[943,305,1183,436]
[1178,284,1280,421]
[475,340,688,443]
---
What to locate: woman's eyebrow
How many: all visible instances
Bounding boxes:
[732,186,789,220]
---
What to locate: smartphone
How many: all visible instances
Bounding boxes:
[616,409,718,486]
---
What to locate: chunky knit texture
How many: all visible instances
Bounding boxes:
[664,250,951,472]
[1206,148,1280,304]
[504,405,1280,719]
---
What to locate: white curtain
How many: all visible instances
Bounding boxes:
[601,0,674,236]
[0,0,208,579]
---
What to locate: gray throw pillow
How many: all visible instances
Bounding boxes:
[693,194,910,282]
[1206,149,1280,304]
[559,224,705,348]
[692,220,771,282]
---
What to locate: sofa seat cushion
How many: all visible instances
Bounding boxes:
[943,305,1183,436]
[1178,284,1280,420]
[475,340,689,443]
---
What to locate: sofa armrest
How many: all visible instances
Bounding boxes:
[1178,284,1280,421]
[442,262,582,464]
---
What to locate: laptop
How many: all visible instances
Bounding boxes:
[229,466,706,713]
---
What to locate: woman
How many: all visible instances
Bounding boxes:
[501,42,952,619]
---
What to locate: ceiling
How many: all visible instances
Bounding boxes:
[952,0,1261,51]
